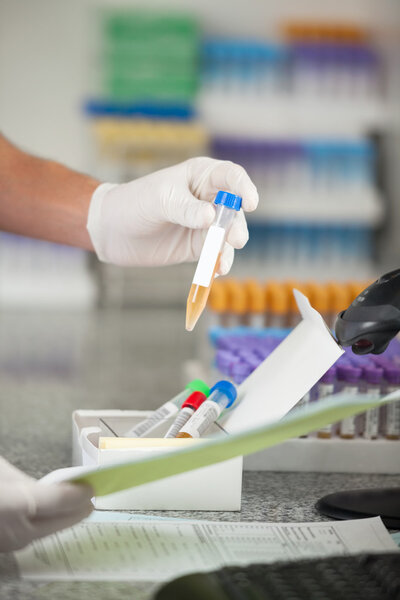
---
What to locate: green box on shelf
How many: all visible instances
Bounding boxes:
[102,11,198,41]
[98,9,200,102]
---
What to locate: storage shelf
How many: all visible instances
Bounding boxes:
[0,273,97,309]
[244,437,400,474]
[248,191,384,226]
[197,91,390,138]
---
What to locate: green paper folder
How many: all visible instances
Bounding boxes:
[68,391,400,497]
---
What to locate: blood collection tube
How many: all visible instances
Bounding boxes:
[244,279,266,328]
[316,366,337,439]
[265,281,289,328]
[383,364,400,440]
[306,281,330,324]
[176,380,237,438]
[337,364,362,439]
[124,379,210,438]
[164,391,208,438]
[361,365,383,440]
[208,279,229,328]
[224,279,248,327]
[186,191,242,332]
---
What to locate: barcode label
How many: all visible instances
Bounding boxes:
[165,407,193,438]
[386,402,400,437]
[126,402,178,437]
[365,407,379,438]
[339,386,357,436]
[181,402,220,438]
[318,383,334,433]
[340,417,356,436]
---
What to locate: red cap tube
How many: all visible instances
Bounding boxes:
[182,391,207,411]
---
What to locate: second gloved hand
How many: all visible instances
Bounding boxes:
[0,456,93,552]
[87,157,258,275]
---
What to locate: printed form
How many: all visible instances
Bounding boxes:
[16,517,397,581]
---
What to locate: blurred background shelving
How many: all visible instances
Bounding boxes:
[0,0,399,472]
[0,0,399,308]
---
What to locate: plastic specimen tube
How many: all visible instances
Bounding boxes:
[316,366,336,438]
[244,279,265,328]
[208,280,229,327]
[265,281,289,327]
[225,279,248,326]
[384,365,400,440]
[124,379,210,438]
[362,366,383,440]
[176,380,237,438]
[186,190,242,331]
[164,391,207,438]
[337,364,362,439]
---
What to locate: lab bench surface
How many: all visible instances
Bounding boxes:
[0,308,398,600]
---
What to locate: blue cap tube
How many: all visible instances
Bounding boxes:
[209,380,237,409]
[186,190,243,332]
[176,380,237,438]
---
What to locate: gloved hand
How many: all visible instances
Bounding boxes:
[87,157,258,275]
[0,456,93,552]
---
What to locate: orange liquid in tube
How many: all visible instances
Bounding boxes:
[185,191,243,332]
[186,256,221,332]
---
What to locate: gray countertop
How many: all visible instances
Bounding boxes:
[0,308,398,599]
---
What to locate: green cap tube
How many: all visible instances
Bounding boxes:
[185,379,210,397]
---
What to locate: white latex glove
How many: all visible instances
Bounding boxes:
[0,456,93,552]
[87,157,258,275]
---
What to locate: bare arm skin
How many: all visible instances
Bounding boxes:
[0,134,99,249]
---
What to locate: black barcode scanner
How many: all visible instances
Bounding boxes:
[317,268,400,528]
[335,268,400,354]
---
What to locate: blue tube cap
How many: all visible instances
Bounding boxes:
[209,380,237,408]
[214,190,242,211]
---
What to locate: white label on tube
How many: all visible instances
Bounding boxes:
[179,400,221,438]
[339,386,357,436]
[192,225,225,288]
[363,389,380,439]
[318,382,334,433]
[364,407,379,439]
[125,401,179,437]
[164,407,194,438]
[386,402,400,437]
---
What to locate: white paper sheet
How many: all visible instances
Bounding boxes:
[223,290,343,432]
[16,517,397,581]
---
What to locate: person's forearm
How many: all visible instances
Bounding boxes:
[0,134,99,249]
